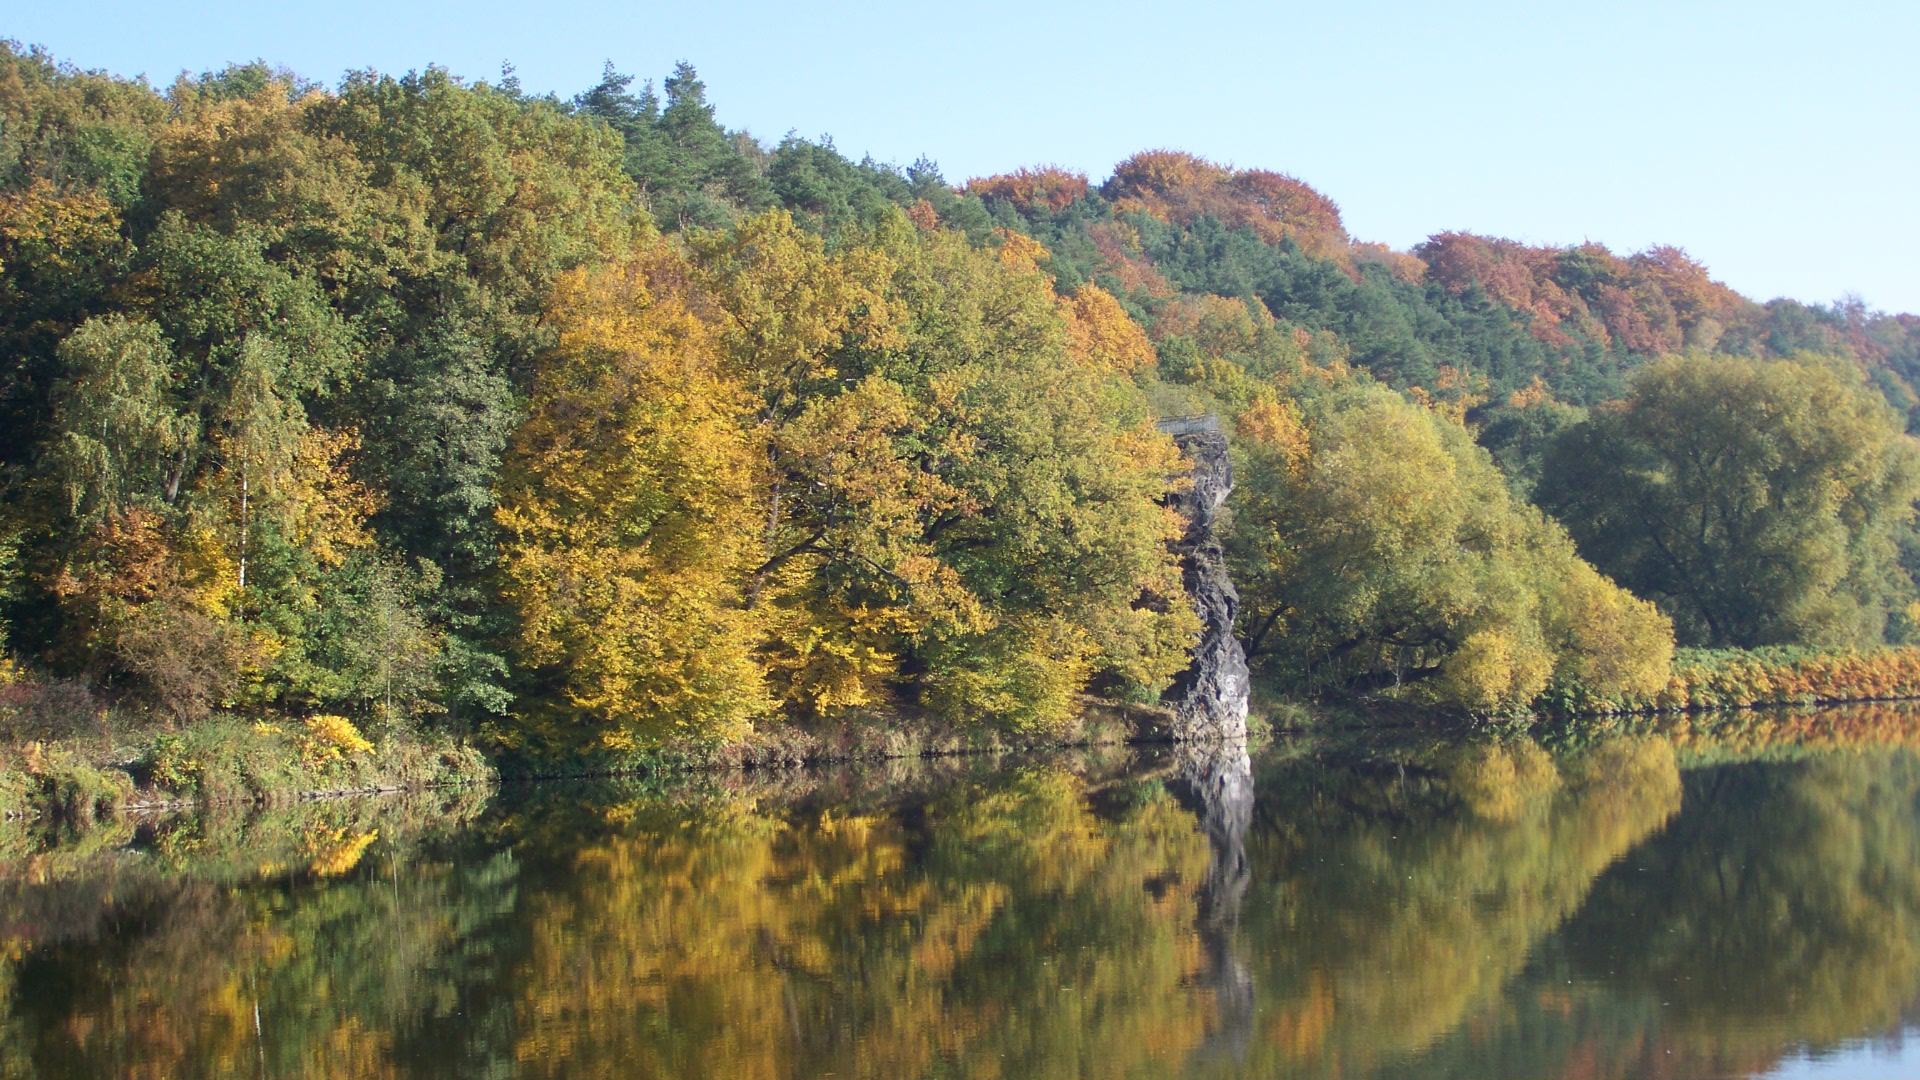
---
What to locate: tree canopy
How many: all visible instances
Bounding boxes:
[1228,372,1672,710]
[2,40,1916,743]
[1538,354,1920,648]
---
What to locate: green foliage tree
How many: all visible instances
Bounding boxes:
[0,40,165,202]
[47,315,195,518]
[573,61,772,230]
[1229,375,1671,710]
[300,553,444,726]
[1538,353,1920,647]
[0,181,137,471]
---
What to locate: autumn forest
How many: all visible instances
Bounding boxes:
[5,44,1920,767]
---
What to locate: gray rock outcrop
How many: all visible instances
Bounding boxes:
[1159,417,1250,742]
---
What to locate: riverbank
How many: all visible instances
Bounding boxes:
[0,695,1195,824]
[0,716,493,824]
[14,642,1920,826]
[497,697,1208,778]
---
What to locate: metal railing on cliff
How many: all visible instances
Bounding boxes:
[1154,414,1221,437]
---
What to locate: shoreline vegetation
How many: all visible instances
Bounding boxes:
[9,698,1920,871]
[12,645,1920,825]
[1552,644,1920,714]
[5,44,1920,813]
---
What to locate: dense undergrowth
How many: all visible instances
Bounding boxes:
[0,702,490,823]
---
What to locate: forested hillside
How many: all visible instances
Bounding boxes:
[4,43,1916,757]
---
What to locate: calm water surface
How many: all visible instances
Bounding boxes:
[6,707,1920,1079]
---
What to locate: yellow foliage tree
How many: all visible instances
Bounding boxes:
[496,244,770,751]
[1061,283,1156,374]
[689,209,901,422]
[682,212,1195,729]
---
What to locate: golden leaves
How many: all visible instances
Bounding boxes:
[0,179,126,276]
[495,209,1195,738]
[1235,399,1309,470]
[299,714,374,765]
[1436,627,1554,711]
[992,228,1050,276]
[1061,283,1155,374]
[497,241,771,747]
[282,428,378,568]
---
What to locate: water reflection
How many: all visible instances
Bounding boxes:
[1170,741,1256,1071]
[1233,737,1685,1078]
[1502,749,1920,1079]
[499,761,1219,1079]
[2,708,1920,1078]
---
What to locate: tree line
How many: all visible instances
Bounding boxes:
[3,43,1915,755]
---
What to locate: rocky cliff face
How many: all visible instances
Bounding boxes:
[1161,421,1250,742]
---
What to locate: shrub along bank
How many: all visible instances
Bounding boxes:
[1548,646,1920,715]
[0,712,490,823]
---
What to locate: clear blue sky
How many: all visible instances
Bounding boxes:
[11,0,1918,311]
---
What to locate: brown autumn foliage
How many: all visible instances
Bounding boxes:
[1417,232,1761,352]
[1654,648,1920,712]
[964,166,1090,213]
[1151,293,1269,355]
[1086,220,1175,298]
[1103,150,1350,262]
[1350,240,1427,283]
[51,509,248,724]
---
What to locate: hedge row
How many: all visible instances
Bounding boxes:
[1551,646,1920,715]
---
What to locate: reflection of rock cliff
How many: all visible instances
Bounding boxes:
[1160,417,1250,741]
[1172,742,1256,1069]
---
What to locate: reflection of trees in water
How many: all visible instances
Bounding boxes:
[1233,738,1684,1078]
[501,766,1221,1079]
[0,744,1696,1080]
[0,789,503,1080]
[0,766,1230,1080]
[1360,743,1920,1080]
[1667,700,1920,763]
[497,737,1683,1080]
[1524,748,1920,1079]
[9,734,1920,1080]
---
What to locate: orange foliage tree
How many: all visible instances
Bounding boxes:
[964,167,1090,213]
[1104,150,1349,262]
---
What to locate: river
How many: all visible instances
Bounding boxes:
[5,705,1920,1078]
